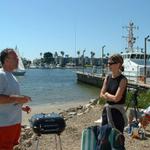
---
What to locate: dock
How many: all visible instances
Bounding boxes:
[76,71,150,89]
[76,71,104,87]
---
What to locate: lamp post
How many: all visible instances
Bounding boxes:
[102,45,106,76]
[144,35,150,84]
[82,49,86,73]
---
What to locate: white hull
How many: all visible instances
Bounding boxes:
[13,70,26,76]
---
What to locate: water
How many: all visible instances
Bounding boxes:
[17,69,100,106]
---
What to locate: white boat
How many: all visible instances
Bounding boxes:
[121,22,150,81]
[13,47,26,76]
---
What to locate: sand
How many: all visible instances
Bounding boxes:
[16,101,150,150]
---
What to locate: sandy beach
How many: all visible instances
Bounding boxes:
[17,101,150,150]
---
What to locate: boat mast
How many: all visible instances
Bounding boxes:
[123,22,138,53]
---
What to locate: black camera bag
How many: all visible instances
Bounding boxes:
[29,112,66,135]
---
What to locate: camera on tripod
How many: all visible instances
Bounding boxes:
[126,85,141,122]
[127,85,139,107]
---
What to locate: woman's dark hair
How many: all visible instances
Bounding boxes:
[0,48,15,65]
[109,54,124,72]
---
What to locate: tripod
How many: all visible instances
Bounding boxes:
[35,133,62,150]
[126,87,139,123]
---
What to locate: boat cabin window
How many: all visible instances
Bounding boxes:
[123,54,130,59]
[139,54,150,59]
[122,55,128,59]
[124,55,127,59]
[131,54,136,59]
[122,54,150,59]
[141,55,144,59]
[136,54,140,59]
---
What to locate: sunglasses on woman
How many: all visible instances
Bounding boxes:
[108,62,117,65]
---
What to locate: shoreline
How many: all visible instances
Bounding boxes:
[22,100,89,125]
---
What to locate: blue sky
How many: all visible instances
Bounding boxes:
[0,0,150,60]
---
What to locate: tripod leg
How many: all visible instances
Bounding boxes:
[58,135,62,150]
[125,102,130,112]
[36,137,40,150]
[55,134,58,150]
[134,107,138,122]
[133,106,140,127]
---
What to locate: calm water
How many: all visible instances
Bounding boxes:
[17,69,100,106]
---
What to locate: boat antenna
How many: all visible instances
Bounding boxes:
[122,22,138,52]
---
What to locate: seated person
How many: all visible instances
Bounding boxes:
[128,108,143,125]
[125,106,150,133]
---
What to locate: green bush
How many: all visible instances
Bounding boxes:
[137,89,150,108]
[124,89,150,109]
[97,97,105,105]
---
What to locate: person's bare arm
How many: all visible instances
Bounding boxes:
[100,76,108,100]
[0,94,31,104]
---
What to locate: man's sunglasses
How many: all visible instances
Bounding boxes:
[108,62,117,65]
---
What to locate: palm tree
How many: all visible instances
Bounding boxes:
[54,51,58,57]
[77,50,80,65]
[60,51,64,57]
[40,52,43,57]
[65,54,69,58]
[77,50,80,57]
[60,51,65,66]
[54,51,58,64]
[106,53,110,58]
[39,52,43,66]
[90,51,95,66]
